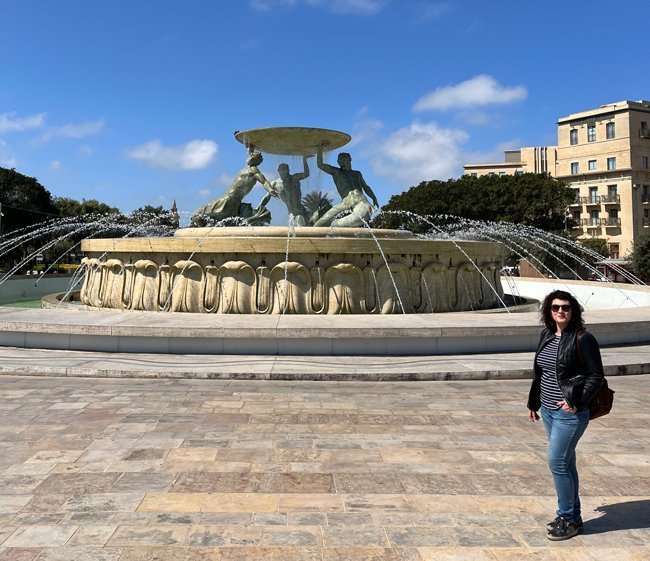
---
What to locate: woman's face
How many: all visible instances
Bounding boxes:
[550,298,572,331]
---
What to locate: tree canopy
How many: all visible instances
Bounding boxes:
[374,173,575,232]
[628,234,650,281]
[53,196,119,216]
[0,167,58,235]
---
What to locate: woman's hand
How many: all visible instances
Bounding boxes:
[557,400,577,414]
[528,409,540,422]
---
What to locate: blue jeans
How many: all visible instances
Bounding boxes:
[540,405,589,522]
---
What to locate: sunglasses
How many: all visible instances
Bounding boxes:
[551,304,572,312]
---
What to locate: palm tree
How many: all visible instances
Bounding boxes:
[302,190,333,215]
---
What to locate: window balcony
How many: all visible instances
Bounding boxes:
[580,218,603,227]
[603,218,621,227]
[569,196,581,206]
[643,195,650,203]
[644,217,650,228]
[580,196,601,205]
[640,129,650,139]
[601,194,620,204]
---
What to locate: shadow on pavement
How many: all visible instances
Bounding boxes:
[585,500,650,534]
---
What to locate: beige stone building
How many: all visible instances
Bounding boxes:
[463,100,650,257]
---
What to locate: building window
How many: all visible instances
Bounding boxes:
[514,170,523,176]
[589,210,600,226]
[573,210,581,221]
[606,122,615,139]
[607,157,617,170]
[570,129,578,145]
[470,172,478,177]
[643,156,649,169]
[609,208,619,220]
[608,184,617,199]
[609,243,619,259]
[572,188,580,203]
[571,162,579,175]
[589,187,599,203]
[588,125,596,142]
[588,160,597,170]
[498,172,506,176]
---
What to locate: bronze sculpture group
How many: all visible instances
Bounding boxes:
[191,144,379,227]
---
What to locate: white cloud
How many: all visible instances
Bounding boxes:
[413,75,527,112]
[127,139,218,171]
[48,160,63,171]
[78,145,94,158]
[249,0,385,14]
[415,1,450,21]
[40,119,105,142]
[464,139,523,166]
[348,109,384,147]
[369,121,469,184]
[197,188,212,198]
[215,173,233,187]
[0,139,17,168]
[0,112,46,133]
[328,0,386,13]
[250,0,272,11]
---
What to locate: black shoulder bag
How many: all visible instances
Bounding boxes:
[577,331,614,420]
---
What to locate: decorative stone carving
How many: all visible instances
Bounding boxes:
[80,227,508,314]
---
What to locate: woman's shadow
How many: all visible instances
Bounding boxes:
[585,500,650,534]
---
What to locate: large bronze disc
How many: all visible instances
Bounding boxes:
[234,127,351,156]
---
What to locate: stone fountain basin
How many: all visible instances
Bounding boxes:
[80,227,508,315]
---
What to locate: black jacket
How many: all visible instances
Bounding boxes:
[528,327,604,412]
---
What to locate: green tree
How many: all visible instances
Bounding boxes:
[375,173,575,233]
[627,234,650,280]
[0,167,58,235]
[579,237,609,266]
[130,204,179,229]
[53,196,120,217]
[52,197,82,217]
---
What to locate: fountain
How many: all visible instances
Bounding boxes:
[79,127,509,314]
[0,127,647,363]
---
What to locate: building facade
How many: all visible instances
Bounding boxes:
[463,100,650,257]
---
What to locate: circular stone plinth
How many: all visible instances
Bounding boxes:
[173,226,414,239]
[234,127,351,156]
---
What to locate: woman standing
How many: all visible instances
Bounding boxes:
[528,290,604,540]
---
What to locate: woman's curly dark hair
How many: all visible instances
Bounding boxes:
[540,290,584,332]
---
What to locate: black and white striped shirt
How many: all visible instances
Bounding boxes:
[536,335,565,410]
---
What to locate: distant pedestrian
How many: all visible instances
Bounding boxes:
[527,290,604,540]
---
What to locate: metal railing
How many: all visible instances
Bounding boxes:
[602,218,621,227]
[601,194,620,204]
[580,196,601,205]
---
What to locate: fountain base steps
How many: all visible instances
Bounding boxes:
[0,305,648,357]
[0,343,647,381]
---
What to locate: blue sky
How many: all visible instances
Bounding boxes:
[1,0,648,224]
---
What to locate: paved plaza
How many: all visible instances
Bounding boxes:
[0,372,648,560]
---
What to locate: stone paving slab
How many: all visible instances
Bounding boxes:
[0,374,648,560]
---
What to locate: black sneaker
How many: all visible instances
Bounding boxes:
[546,515,583,531]
[547,517,580,541]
